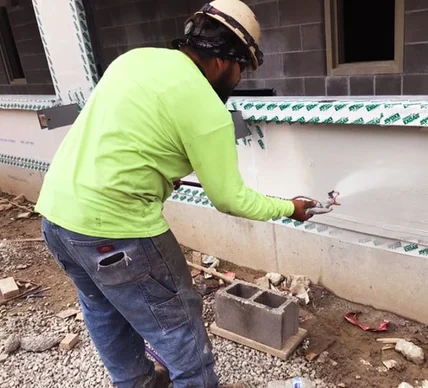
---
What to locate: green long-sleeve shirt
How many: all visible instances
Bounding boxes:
[35,48,295,238]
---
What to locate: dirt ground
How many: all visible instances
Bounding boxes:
[1,194,428,388]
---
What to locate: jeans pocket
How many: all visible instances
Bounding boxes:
[140,276,187,332]
[68,238,151,287]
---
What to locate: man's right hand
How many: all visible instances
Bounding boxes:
[291,199,317,222]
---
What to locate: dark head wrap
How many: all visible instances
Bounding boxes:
[172,14,252,67]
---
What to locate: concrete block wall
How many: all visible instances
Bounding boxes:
[90,0,206,67]
[0,0,54,95]
[89,0,428,96]
[403,0,428,94]
[240,0,428,96]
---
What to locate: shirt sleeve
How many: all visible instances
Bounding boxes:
[183,123,295,221]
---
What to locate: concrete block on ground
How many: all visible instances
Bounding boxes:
[214,281,299,350]
[59,334,80,350]
[0,277,20,299]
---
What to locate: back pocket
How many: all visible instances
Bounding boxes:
[68,238,151,287]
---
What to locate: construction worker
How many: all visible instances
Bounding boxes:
[35,1,314,387]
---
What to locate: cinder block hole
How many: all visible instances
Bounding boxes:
[254,292,286,308]
[227,283,258,299]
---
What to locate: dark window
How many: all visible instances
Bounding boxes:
[325,0,403,76]
[0,6,25,82]
[338,0,395,64]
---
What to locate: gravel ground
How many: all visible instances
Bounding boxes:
[0,294,332,388]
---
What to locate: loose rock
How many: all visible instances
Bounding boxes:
[317,351,329,364]
[395,339,425,365]
[4,333,20,354]
[20,335,62,352]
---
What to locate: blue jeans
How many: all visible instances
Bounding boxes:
[41,218,218,388]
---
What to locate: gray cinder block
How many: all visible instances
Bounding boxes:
[214,281,299,350]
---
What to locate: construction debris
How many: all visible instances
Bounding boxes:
[2,238,44,243]
[344,312,389,332]
[203,256,220,279]
[287,275,311,304]
[0,203,13,212]
[305,338,335,362]
[190,268,201,277]
[223,271,236,281]
[191,251,202,265]
[193,275,220,296]
[187,261,233,284]
[317,351,330,364]
[0,281,41,306]
[59,334,80,350]
[255,276,270,289]
[377,338,403,344]
[0,194,34,216]
[17,212,32,219]
[398,383,414,388]
[20,335,62,352]
[202,255,217,266]
[13,194,25,204]
[0,277,20,299]
[395,339,425,365]
[266,272,284,286]
[4,334,20,354]
[382,359,403,371]
[75,312,84,321]
[55,308,80,319]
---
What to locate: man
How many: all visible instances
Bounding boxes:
[35,1,315,387]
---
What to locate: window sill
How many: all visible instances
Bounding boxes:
[227,96,428,128]
[0,95,61,111]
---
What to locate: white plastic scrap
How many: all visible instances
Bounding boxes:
[395,339,425,365]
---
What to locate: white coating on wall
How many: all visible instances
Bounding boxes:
[235,123,428,244]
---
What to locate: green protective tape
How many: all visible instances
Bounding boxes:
[228,99,428,128]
